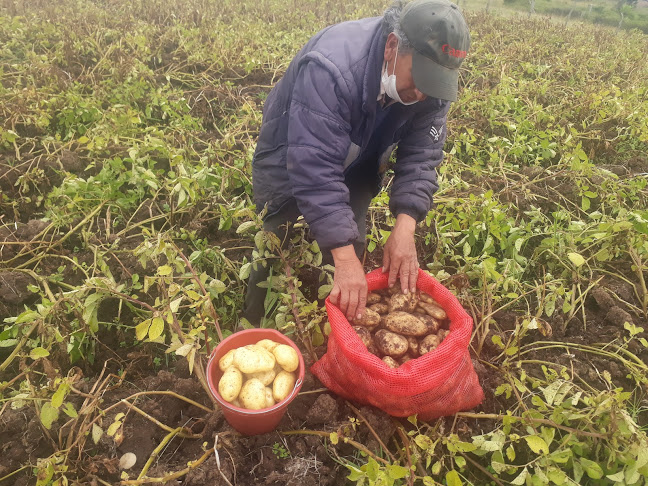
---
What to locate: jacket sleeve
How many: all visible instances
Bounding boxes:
[286,55,358,251]
[390,100,451,222]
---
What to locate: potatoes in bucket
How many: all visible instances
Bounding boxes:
[216,339,300,410]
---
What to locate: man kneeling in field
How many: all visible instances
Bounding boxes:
[243,0,470,325]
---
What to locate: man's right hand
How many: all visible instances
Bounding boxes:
[329,245,367,321]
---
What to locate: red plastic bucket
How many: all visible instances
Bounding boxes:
[206,329,305,435]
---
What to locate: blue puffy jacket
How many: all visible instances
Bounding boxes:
[251,16,451,250]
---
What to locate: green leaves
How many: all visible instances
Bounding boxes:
[30,347,50,360]
[135,316,165,341]
[445,470,463,486]
[567,252,585,268]
[524,435,549,455]
[579,458,604,479]
[40,402,59,429]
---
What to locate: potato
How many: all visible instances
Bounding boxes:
[438,329,450,341]
[382,356,399,368]
[218,366,243,403]
[218,349,237,372]
[399,354,413,365]
[389,292,419,313]
[273,344,299,372]
[367,292,382,304]
[367,342,380,356]
[256,339,280,352]
[232,398,242,408]
[419,293,440,306]
[383,311,428,337]
[369,303,389,315]
[265,387,276,408]
[239,378,267,410]
[351,308,381,328]
[414,313,442,334]
[353,326,373,349]
[407,336,419,357]
[234,345,276,374]
[374,329,408,357]
[387,285,401,295]
[419,334,441,355]
[246,368,277,386]
[418,301,447,321]
[273,370,297,402]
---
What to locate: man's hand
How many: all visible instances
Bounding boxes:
[383,213,418,294]
[329,245,367,320]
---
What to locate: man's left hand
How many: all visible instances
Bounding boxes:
[383,213,419,294]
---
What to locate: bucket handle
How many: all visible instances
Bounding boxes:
[284,377,303,403]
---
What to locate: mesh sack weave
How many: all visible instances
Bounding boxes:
[311,268,484,420]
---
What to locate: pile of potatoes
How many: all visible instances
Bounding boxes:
[217,340,299,410]
[351,287,451,368]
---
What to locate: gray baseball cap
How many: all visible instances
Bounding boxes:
[400,0,471,101]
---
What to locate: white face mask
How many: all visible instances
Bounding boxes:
[381,43,418,106]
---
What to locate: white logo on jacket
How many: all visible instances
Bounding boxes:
[429,125,443,143]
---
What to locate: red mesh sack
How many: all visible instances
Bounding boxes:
[311,268,484,420]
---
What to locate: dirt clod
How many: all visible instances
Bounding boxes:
[0,271,35,305]
[590,287,616,312]
[605,306,634,327]
[305,394,339,425]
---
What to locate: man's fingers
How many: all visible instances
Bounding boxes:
[347,290,359,321]
[382,251,391,274]
[409,260,418,293]
[388,261,400,288]
[339,289,349,318]
[330,285,341,305]
[400,267,410,294]
[357,289,367,318]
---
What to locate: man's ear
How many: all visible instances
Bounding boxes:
[383,32,399,63]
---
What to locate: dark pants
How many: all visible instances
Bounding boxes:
[242,173,376,325]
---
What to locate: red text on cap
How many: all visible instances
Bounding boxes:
[442,44,467,58]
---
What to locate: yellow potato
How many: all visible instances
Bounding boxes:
[414,313,442,334]
[418,301,447,321]
[382,356,399,368]
[246,368,277,386]
[273,370,297,402]
[407,336,419,357]
[374,329,408,357]
[383,311,428,337]
[239,378,267,410]
[265,387,276,408]
[233,345,276,374]
[231,398,242,408]
[351,308,381,328]
[218,349,237,372]
[399,354,413,365]
[256,339,280,352]
[366,292,382,304]
[369,303,389,315]
[389,292,419,313]
[353,326,373,349]
[419,293,441,306]
[273,344,299,372]
[218,366,243,403]
[419,334,441,355]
